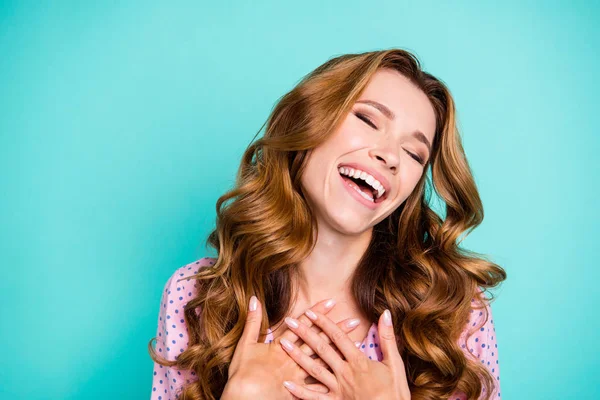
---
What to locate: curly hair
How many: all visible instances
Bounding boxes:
[148,48,507,399]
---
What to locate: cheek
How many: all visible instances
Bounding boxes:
[300,153,330,199]
[394,169,424,201]
[336,120,370,147]
[300,161,320,193]
[342,130,370,149]
[407,172,425,197]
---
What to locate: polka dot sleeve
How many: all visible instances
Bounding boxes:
[451,290,502,400]
[150,257,216,400]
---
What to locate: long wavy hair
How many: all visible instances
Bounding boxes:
[149,48,507,399]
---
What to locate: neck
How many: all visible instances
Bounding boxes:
[294,224,373,307]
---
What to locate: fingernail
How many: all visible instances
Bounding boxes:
[305,309,317,320]
[383,309,392,326]
[249,295,257,312]
[346,318,360,328]
[285,317,299,329]
[354,341,361,347]
[324,298,336,309]
[280,338,295,351]
[283,380,296,390]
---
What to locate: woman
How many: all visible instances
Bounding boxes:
[148,48,507,400]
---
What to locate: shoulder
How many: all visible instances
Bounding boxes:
[151,257,217,398]
[160,257,217,302]
[459,288,498,354]
[155,256,218,355]
[165,256,218,288]
[457,288,501,398]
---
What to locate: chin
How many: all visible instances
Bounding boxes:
[327,212,378,236]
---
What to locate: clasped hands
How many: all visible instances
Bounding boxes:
[222,296,411,400]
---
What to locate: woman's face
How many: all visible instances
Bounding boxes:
[300,68,437,235]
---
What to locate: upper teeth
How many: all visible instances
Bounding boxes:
[338,166,386,199]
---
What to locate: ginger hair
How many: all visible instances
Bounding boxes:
[149,48,507,399]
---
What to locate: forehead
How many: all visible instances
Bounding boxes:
[358,68,437,142]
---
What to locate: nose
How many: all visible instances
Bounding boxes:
[369,141,400,174]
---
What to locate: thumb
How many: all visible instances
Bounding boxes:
[378,309,402,369]
[240,295,262,345]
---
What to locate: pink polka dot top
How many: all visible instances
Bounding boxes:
[150,257,501,399]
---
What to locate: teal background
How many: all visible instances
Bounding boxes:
[1,1,598,399]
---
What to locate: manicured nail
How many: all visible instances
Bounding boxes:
[280,337,294,351]
[305,309,317,320]
[383,309,392,326]
[285,317,299,329]
[354,341,361,347]
[324,298,336,309]
[346,318,360,328]
[249,295,257,312]
[283,380,296,390]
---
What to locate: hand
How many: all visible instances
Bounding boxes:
[275,305,364,388]
[222,296,363,399]
[278,309,412,400]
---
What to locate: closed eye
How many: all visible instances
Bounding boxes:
[354,112,378,129]
[405,150,424,165]
[355,111,425,166]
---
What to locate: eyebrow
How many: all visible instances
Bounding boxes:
[356,99,432,154]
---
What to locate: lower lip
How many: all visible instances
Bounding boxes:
[339,174,380,210]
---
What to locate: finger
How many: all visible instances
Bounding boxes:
[283,381,330,400]
[280,335,337,390]
[239,295,262,345]
[377,309,406,377]
[303,358,332,385]
[295,344,337,383]
[302,310,363,370]
[283,316,346,375]
[298,323,326,347]
[279,298,337,345]
[309,357,330,371]
[304,383,329,394]
[298,317,361,358]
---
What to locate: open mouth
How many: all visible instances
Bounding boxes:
[338,171,389,204]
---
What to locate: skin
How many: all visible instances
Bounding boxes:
[281,309,413,399]
[222,297,365,400]
[224,68,437,399]
[283,67,436,329]
[282,68,437,397]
